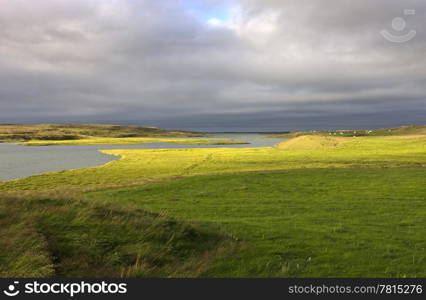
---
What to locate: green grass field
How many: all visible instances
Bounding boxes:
[1,128,426,277]
[90,168,426,277]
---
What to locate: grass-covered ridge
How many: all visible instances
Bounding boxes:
[276,135,351,150]
[0,195,235,277]
[0,124,204,142]
[0,124,247,146]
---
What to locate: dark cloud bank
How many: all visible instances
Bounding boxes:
[0,0,425,131]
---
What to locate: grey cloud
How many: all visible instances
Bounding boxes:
[0,0,425,131]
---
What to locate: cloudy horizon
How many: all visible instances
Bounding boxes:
[1,0,425,132]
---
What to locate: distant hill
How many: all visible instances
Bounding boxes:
[269,124,426,138]
[0,124,204,142]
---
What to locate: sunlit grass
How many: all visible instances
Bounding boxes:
[2,135,425,192]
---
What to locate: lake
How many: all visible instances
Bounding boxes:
[0,135,284,181]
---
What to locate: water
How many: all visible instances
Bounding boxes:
[0,135,285,181]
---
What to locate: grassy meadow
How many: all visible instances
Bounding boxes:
[1,125,426,277]
[90,168,426,277]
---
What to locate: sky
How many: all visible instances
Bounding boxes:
[0,0,425,132]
